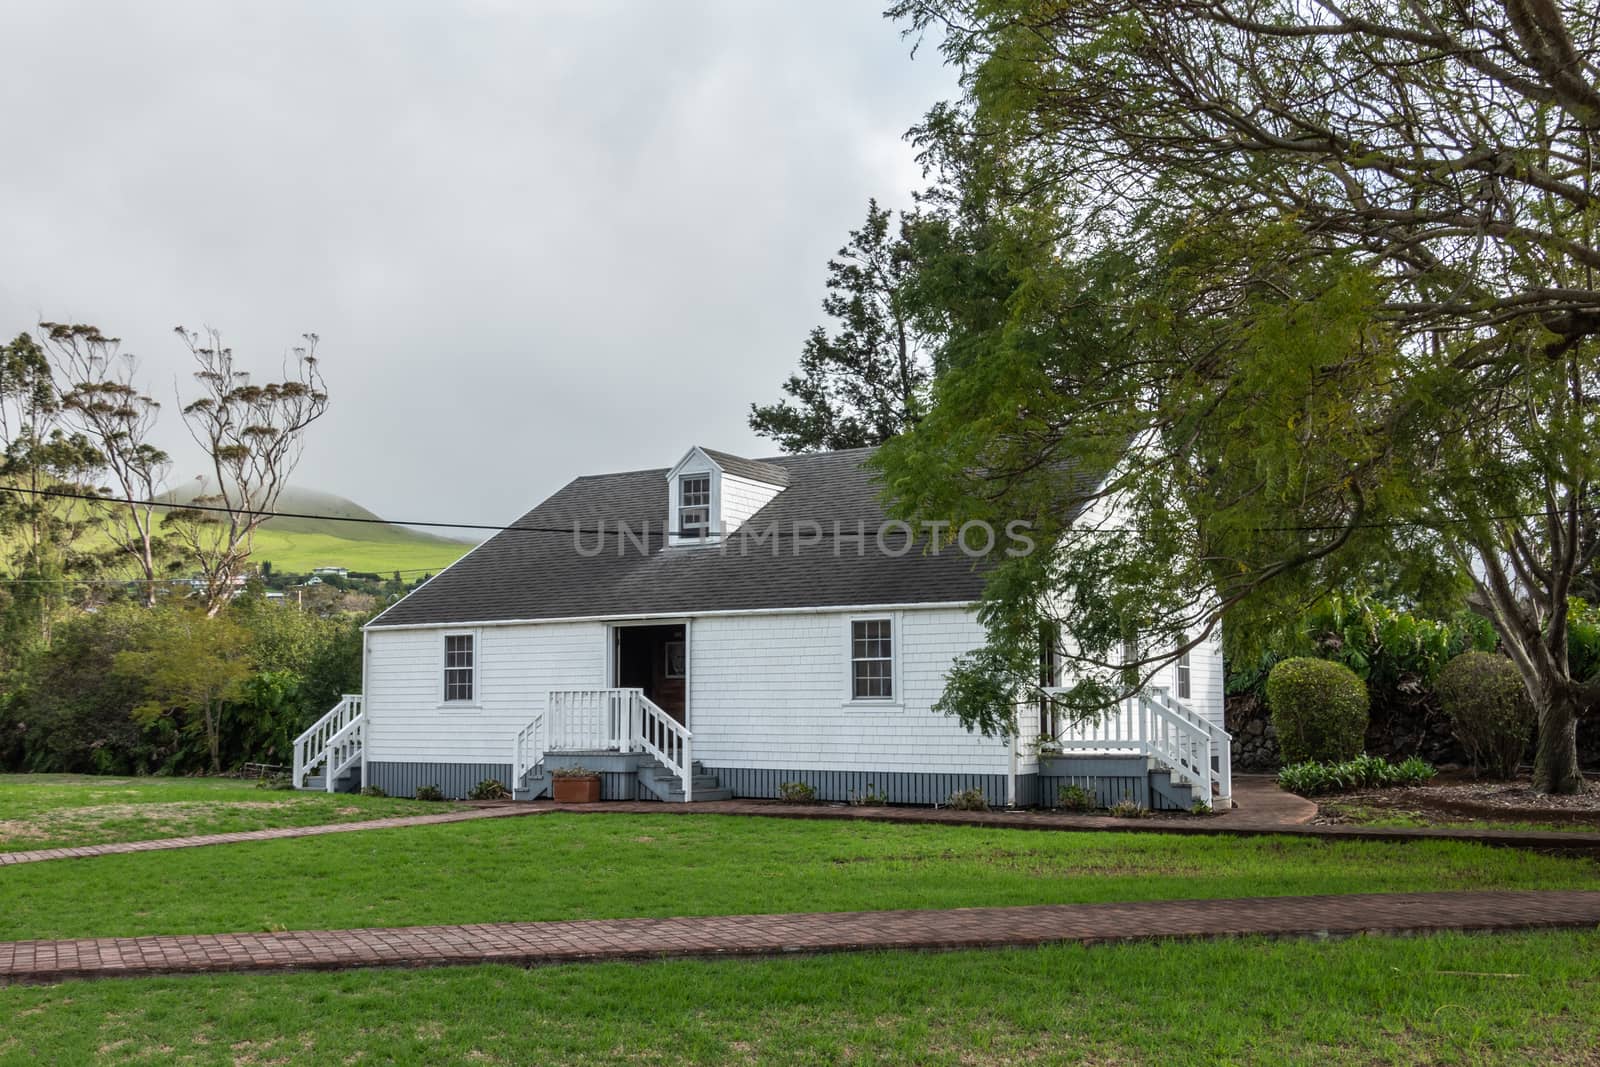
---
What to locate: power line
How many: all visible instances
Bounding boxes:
[0,481,1592,541]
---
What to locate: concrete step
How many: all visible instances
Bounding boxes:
[661,786,733,802]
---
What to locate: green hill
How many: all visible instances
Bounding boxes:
[153,485,478,576]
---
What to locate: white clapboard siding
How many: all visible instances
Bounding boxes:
[688,606,1011,775]
[365,621,606,763]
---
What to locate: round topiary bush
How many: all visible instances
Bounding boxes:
[1435,651,1533,779]
[1265,657,1369,764]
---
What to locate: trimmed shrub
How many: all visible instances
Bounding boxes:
[1277,755,1437,796]
[468,778,510,801]
[945,787,989,811]
[777,780,817,804]
[1435,652,1533,779]
[413,784,446,801]
[1057,784,1094,812]
[1266,657,1369,764]
[359,785,388,797]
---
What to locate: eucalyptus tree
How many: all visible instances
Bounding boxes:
[43,323,173,606]
[167,327,329,615]
[883,0,1600,791]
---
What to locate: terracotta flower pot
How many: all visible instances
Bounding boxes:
[552,774,602,803]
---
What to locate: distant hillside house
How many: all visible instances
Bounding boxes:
[312,566,349,578]
[291,445,1231,811]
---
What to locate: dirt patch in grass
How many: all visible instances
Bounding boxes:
[0,801,302,845]
[1314,776,1600,831]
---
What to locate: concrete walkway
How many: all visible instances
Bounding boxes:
[0,805,549,867]
[3,890,1597,986]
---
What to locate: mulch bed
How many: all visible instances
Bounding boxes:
[1314,775,1600,829]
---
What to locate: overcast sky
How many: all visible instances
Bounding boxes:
[0,1,955,530]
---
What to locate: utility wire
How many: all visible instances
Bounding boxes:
[2,482,1591,539]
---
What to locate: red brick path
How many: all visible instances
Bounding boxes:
[2,890,1596,986]
[6,777,1598,867]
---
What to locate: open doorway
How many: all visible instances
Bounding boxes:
[613,623,687,725]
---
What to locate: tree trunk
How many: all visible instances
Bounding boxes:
[205,702,221,775]
[1533,689,1585,795]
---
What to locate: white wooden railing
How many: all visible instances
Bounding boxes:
[513,712,546,792]
[635,692,694,802]
[512,688,695,800]
[293,694,364,792]
[546,688,635,751]
[1043,685,1232,806]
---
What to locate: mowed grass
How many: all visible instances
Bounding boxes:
[0,774,468,852]
[3,932,1598,1065]
[3,813,1596,941]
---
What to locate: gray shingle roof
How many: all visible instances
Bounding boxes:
[698,447,790,486]
[369,447,1004,627]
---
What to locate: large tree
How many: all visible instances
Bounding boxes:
[166,327,329,615]
[883,0,1600,791]
[750,200,932,452]
[0,333,104,649]
[42,323,174,607]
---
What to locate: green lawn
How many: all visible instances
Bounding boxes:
[0,774,468,852]
[3,813,1595,941]
[2,931,1596,1065]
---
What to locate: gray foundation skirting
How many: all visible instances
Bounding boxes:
[366,762,514,801]
[708,766,1012,807]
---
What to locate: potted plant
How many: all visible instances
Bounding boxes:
[550,766,602,803]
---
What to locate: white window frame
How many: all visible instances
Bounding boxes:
[677,473,712,541]
[440,630,481,709]
[843,613,902,708]
[1174,640,1192,702]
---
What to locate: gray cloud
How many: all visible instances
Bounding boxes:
[0,0,953,529]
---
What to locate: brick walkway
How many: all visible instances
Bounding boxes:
[2,890,1596,986]
[6,776,1600,865]
[0,805,548,867]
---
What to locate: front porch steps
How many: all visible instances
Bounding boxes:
[636,758,733,803]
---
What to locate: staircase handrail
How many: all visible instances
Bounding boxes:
[513,712,547,789]
[1041,685,1232,807]
[293,694,363,788]
[635,693,694,802]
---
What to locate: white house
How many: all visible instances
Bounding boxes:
[293,445,1230,809]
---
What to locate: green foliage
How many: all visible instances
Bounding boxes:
[113,606,253,774]
[467,778,509,801]
[254,774,294,791]
[0,599,367,776]
[1436,653,1534,779]
[1056,784,1094,812]
[1265,658,1369,765]
[413,785,445,802]
[358,785,387,798]
[944,787,989,811]
[777,780,817,804]
[1107,798,1144,818]
[1190,799,1213,815]
[848,783,888,806]
[1276,755,1437,797]
[548,766,597,780]
[750,200,931,452]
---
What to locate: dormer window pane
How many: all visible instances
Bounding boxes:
[680,475,711,538]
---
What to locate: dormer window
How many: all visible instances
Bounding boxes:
[679,475,711,539]
[665,446,788,547]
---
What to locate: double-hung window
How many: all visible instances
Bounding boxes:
[1174,643,1191,701]
[444,633,476,703]
[679,475,711,540]
[850,618,894,700]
